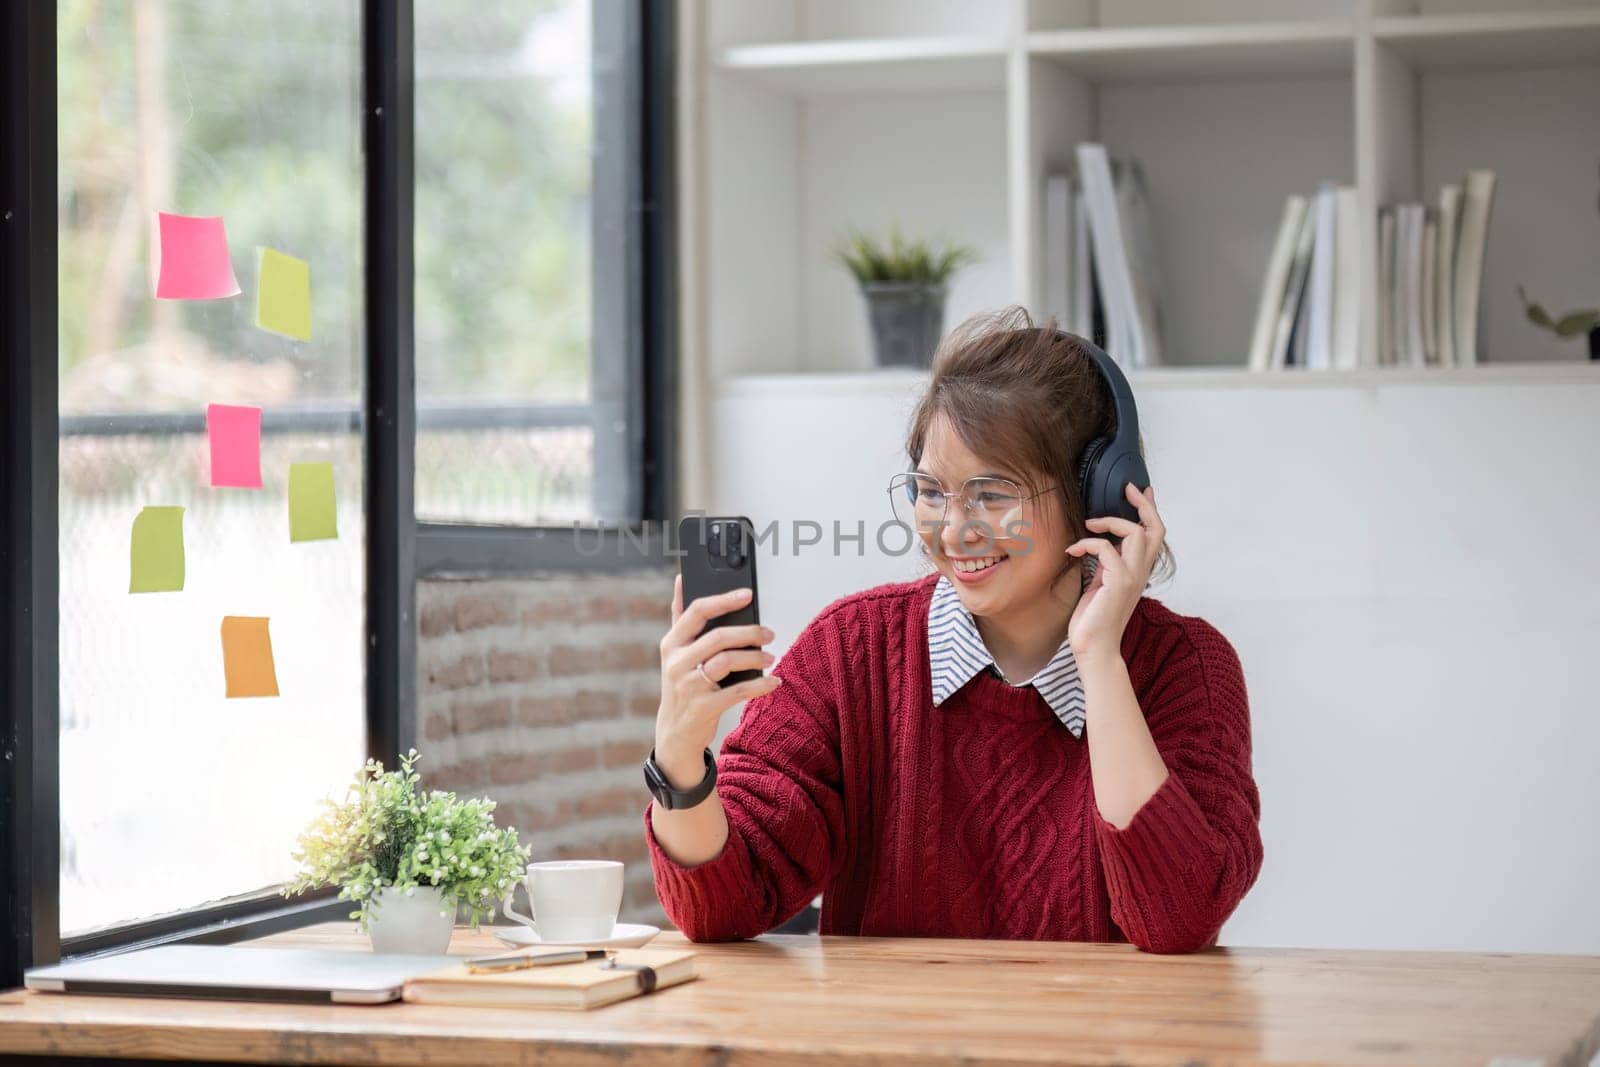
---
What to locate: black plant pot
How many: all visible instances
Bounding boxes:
[862,282,946,369]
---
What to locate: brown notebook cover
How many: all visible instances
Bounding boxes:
[402,947,698,1010]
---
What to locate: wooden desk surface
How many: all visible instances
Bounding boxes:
[1,921,1597,1066]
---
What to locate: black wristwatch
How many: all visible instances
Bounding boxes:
[642,747,717,811]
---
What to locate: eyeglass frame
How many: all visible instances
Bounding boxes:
[887,471,1065,532]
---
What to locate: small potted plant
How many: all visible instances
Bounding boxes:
[835,224,977,368]
[282,749,531,954]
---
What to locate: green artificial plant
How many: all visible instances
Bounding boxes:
[282,748,531,932]
[833,223,977,288]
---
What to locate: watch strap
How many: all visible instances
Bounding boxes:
[643,746,717,811]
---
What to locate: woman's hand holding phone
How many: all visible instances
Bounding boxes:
[654,574,783,790]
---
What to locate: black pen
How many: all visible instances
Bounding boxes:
[464,948,609,974]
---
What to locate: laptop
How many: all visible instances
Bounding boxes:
[25,944,456,1004]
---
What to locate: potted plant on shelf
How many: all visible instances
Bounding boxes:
[282,749,531,954]
[835,224,977,369]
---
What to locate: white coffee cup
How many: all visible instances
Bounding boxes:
[502,860,623,942]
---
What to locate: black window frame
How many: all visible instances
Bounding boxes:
[1,0,674,982]
[414,0,678,575]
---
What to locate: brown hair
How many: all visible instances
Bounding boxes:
[904,306,1176,593]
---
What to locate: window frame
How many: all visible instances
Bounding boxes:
[1,0,673,981]
[413,0,678,573]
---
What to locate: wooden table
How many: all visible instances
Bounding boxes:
[1,921,1597,1066]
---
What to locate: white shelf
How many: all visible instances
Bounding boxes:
[722,361,1600,394]
[690,0,1600,379]
[1028,21,1356,82]
[716,36,1008,95]
[1375,9,1600,69]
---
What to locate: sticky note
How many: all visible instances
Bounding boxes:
[255,246,312,341]
[288,462,338,542]
[221,616,280,698]
[207,404,262,488]
[153,212,241,300]
[129,506,185,593]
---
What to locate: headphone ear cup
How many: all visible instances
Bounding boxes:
[1076,437,1107,519]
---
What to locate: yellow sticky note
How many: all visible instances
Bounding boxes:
[288,462,338,542]
[221,616,280,698]
[129,506,185,593]
[255,246,312,341]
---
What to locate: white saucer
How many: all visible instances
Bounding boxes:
[492,922,661,949]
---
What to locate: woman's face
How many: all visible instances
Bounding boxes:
[915,413,1076,619]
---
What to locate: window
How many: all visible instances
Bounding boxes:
[56,0,367,936]
[415,0,648,528]
[3,0,666,977]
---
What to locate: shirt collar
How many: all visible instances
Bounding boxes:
[927,576,1086,738]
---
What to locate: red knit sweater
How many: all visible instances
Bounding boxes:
[643,573,1264,954]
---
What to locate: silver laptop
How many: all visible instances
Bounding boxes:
[25,944,456,1004]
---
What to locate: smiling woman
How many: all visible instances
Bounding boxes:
[645,307,1262,953]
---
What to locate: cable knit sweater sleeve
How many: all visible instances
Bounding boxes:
[1093,618,1265,954]
[643,610,847,942]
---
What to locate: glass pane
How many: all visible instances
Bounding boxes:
[414,0,597,524]
[57,0,366,936]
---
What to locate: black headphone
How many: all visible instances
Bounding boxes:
[1058,330,1151,530]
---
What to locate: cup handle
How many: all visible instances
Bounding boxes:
[502,884,537,932]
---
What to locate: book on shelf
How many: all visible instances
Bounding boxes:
[1331,185,1361,371]
[1043,148,1161,366]
[402,946,699,1011]
[1074,143,1163,369]
[1435,183,1463,367]
[1271,202,1317,371]
[1247,195,1307,373]
[1249,183,1357,373]
[1043,172,1074,326]
[1421,210,1439,366]
[1453,169,1497,367]
[1378,207,1396,367]
[1305,183,1337,371]
[1376,168,1494,370]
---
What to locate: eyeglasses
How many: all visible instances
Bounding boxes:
[888,472,1062,535]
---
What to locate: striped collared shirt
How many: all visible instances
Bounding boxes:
[927,575,1087,737]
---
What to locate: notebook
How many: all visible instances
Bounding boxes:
[401,946,698,1010]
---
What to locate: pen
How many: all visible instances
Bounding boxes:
[464,948,609,974]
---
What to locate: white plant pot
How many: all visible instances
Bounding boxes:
[365,884,455,955]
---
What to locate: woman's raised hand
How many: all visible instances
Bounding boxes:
[653,574,782,789]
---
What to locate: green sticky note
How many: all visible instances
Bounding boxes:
[255,246,312,341]
[288,462,337,542]
[130,506,185,593]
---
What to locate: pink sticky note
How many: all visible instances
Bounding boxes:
[207,404,262,488]
[153,212,241,300]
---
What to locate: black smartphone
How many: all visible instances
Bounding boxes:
[677,515,762,687]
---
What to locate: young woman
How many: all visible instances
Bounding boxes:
[642,308,1263,954]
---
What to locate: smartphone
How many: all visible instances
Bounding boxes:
[677,515,762,688]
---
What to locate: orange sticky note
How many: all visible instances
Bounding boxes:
[220,616,280,698]
[207,404,262,488]
[153,212,241,300]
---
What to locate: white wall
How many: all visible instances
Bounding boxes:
[703,367,1600,955]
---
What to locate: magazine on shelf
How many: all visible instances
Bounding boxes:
[1453,169,1497,367]
[1378,206,1396,367]
[1435,182,1463,367]
[1305,182,1337,371]
[1271,204,1316,371]
[1248,195,1308,373]
[1331,185,1361,370]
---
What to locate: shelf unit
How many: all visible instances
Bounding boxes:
[683,0,1600,375]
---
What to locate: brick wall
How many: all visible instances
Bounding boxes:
[415,569,674,929]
